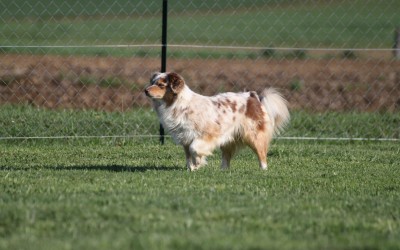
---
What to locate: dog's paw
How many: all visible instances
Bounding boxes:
[260,162,268,170]
[188,165,200,172]
[188,163,206,172]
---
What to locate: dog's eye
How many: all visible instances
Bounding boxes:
[157,84,166,89]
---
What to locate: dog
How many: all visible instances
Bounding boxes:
[145,72,289,171]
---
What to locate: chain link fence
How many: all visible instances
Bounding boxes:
[0,0,399,140]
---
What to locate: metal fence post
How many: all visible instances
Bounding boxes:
[160,0,168,145]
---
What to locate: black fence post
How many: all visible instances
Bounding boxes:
[160,0,168,145]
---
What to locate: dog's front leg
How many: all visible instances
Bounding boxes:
[183,145,192,171]
[184,144,205,171]
[220,144,236,170]
[187,139,213,171]
[189,154,207,171]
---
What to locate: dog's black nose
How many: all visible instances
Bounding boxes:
[144,88,151,97]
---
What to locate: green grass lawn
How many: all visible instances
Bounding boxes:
[0,105,399,249]
[0,139,399,250]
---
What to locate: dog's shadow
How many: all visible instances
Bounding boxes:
[52,165,182,172]
[0,165,182,172]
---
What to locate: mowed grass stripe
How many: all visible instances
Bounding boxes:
[1,0,399,56]
[0,105,399,140]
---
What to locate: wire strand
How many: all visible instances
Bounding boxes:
[1,44,398,51]
[0,135,398,141]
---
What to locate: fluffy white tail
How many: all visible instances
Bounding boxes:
[260,88,290,135]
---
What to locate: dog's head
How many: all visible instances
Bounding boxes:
[144,72,185,105]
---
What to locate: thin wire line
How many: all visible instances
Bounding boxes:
[168,44,399,52]
[278,137,399,142]
[0,44,160,49]
[0,135,398,141]
[0,44,398,51]
[0,135,162,140]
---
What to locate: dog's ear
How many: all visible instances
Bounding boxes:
[150,72,160,84]
[167,72,185,94]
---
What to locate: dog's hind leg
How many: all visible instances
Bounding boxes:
[253,143,268,170]
[250,141,268,170]
[246,131,271,170]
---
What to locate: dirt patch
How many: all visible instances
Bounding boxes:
[0,54,399,112]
